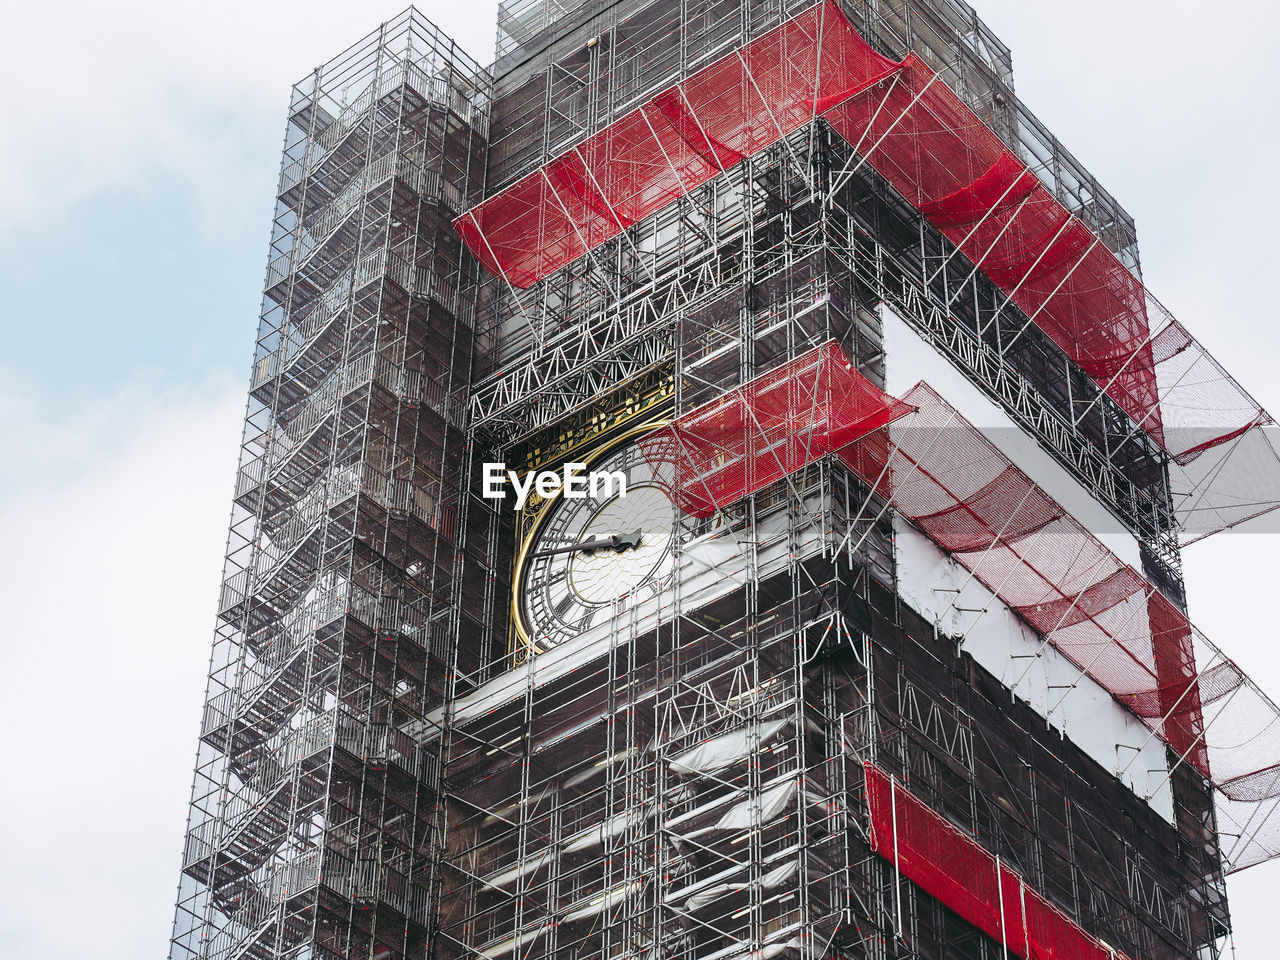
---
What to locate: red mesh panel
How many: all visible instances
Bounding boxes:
[840,383,1212,779]
[649,365,1280,861]
[1146,591,1209,776]
[639,341,913,517]
[454,1,897,288]
[840,384,1280,870]
[824,53,1163,449]
[864,763,1125,960]
[821,50,1279,538]
[454,1,1280,540]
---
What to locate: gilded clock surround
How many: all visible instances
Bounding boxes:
[507,376,674,661]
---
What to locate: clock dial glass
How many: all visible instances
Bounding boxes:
[569,485,673,604]
[519,441,676,651]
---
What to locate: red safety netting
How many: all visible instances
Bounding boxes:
[838,383,1280,870]
[838,383,1209,778]
[638,340,914,517]
[453,1,897,288]
[454,1,1280,540]
[825,54,1163,451]
[865,762,1132,960]
[822,53,1280,540]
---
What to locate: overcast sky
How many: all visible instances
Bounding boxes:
[0,0,1275,956]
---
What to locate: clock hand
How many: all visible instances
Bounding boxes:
[532,529,643,559]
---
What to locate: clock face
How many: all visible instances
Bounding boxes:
[518,439,676,652]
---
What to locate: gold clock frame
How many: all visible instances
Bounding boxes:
[508,405,674,660]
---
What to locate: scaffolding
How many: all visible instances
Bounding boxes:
[648,367,1280,871]
[170,1,1280,959]
[170,11,491,960]
[434,441,1232,960]
[457,0,1280,544]
[444,0,1267,958]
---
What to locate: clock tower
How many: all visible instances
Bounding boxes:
[171,2,1280,960]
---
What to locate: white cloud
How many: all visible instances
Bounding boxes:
[0,1,498,240]
[0,376,243,958]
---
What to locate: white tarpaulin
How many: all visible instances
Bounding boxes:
[479,925,549,959]
[483,851,552,890]
[563,881,642,922]
[685,860,798,910]
[673,778,799,841]
[564,808,647,853]
[699,934,801,960]
[485,808,648,890]
[714,779,796,830]
[668,719,788,776]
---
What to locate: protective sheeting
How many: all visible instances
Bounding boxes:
[865,763,1131,960]
[684,861,797,910]
[713,779,797,831]
[827,55,1159,453]
[455,0,1280,539]
[1147,320,1280,540]
[478,925,549,959]
[453,1,897,288]
[840,383,1280,871]
[563,808,648,853]
[699,935,801,960]
[563,881,642,923]
[483,851,552,890]
[668,718,789,776]
[639,358,1280,866]
[671,778,800,842]
[640,341,915,517]
[823,54,1280,540]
